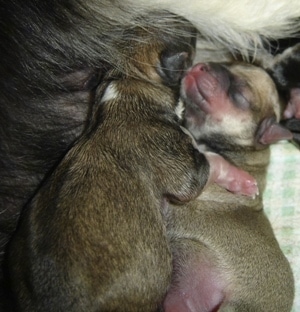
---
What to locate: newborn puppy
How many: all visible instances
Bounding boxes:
[7,23,256,312]
[268,43,300,145]
[164,62,294,312]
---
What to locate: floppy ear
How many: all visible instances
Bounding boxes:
[258,117,293,145]
[158,51,192,86]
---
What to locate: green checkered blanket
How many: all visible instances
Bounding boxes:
[264,141,300,311]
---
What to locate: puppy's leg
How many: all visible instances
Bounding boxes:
[179,128,258,197]
[204,152,258,197]
[283,89,300,119]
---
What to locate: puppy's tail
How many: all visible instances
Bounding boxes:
[125,0,300,57]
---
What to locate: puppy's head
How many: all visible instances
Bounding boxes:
[96,16,197,120]
[181,62,292,151]
[270,43,300,89]
[118,14,197,88]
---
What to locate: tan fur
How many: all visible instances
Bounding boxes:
[165,63,294,311]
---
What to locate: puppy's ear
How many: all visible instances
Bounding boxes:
[157,26,196,86]
[257,117,293,145]
[158,51,193,86]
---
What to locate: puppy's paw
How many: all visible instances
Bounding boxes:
[205,152,258,197]
[223,175,259,198]
[283,88,300,119]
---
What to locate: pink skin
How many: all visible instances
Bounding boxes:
[204,152,258,197]
[183,63,241,121]
[283,88,300,119]
[164,257,226,312]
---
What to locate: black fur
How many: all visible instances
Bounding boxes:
[271,43,300,89]
[268,41,300,146]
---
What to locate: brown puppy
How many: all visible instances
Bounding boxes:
[6,23,197,312]
[6,22,257,311]
[164,62,294,312]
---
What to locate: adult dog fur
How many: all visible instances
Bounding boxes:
[164,62,294,311]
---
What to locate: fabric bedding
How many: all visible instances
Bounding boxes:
[264,140,300,311]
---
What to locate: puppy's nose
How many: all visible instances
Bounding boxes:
[193,63,210,73]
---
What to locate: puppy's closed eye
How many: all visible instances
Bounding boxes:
[228,78,250,110]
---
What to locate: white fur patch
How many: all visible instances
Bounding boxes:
[101,83,118,103]
[175,99,185,120]
[125,0,300,58]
